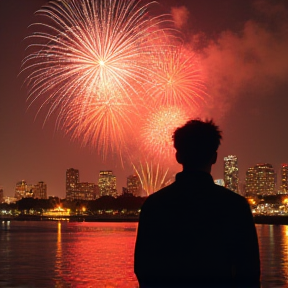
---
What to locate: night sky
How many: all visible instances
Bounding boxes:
[1,0,288,198]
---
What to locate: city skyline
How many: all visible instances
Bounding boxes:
[3,158,288,200]
[1,0,288,198]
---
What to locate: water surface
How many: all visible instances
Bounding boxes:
[1,221,288,288]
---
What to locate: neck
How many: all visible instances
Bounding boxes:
[182,165,211,174]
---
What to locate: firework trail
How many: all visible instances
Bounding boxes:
[21,0,174,155]
[132,161,171,196]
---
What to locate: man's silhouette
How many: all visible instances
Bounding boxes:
[134,119,260,288]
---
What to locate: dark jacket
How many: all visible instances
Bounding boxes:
[134,171,260,288]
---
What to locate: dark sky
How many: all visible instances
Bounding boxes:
[1,0,288,198]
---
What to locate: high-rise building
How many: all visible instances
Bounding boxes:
[67,182,98,201]
[14,180,34,199]
[66,168,97,200]
[14,180,47,200]
[66,168,79,196]
[98,171,117,197]
[15,180,26,199]
[0,188,3,203]
[256,163,276,195]
[280,164,288,194]
[245,163,276,196]
[245,167,257,196]
[127,174,142,196]
[33,181,47,199]
[224,155,239,193]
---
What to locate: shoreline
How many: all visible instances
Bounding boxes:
[0,215,139,222]
[253,215,288,225]
[2,215,288,225]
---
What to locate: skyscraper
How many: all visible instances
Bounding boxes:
[245,167,257,196]
[14,180,33,199]
[33,181,47,199]
[245,163,276,196]
[224,155,239,193]
[280,164,288,194]
[66,168,79,196]
[127,174,142,196]
[0,188,3,203]
[98,171,117,197]
[68,182,98,201]
[66,168,97,200]
[14,180,47,200]
[256,163,276,196]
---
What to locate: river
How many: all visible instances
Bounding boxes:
[0,221,287,288]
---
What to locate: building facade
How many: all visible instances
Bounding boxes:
[33,181,47,199]
[280,164,288,194]
[66,168,79,196]
[14,180,48,200]
[98,171,117,197]
[14,180,34,199]
[245,163,276,196]
[67,182,98,201]
[0,188,3,203]
[66,168,97,200]
[245,167,257,196]
[127,174,142,196]
[224,155,239,193]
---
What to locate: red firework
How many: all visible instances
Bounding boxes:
[145,44,207,108]
[140,106,192,164]
[21,0,174,157]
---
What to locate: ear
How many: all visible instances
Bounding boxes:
[211,151,217,164]
[176,151,183,164]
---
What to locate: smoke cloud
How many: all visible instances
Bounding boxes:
[197,0,288,120]
[171,6,190,29]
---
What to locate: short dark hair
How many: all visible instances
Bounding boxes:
[173,119,222,167]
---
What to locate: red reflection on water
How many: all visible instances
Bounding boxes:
[54,222,139,288]
[256,224,288,288]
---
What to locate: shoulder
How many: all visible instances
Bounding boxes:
[214,184,247,201]
[141,182,176,210]
[209,184,250,212]
[213,185,251,214]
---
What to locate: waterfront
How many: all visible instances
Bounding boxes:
[0,222,288,288]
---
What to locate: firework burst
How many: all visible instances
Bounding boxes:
[145,45,207,108]
[139,105,191,163]
[59,89,136,158]
[21,0,173,155]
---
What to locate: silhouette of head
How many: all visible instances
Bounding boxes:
[173,119,222,170]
